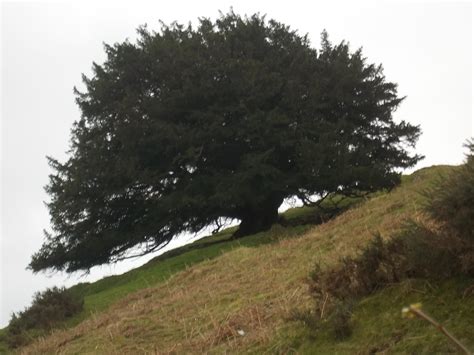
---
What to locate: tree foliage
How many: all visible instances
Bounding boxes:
[30,11,421,273]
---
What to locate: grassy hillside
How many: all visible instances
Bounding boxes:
[5,165,473,353]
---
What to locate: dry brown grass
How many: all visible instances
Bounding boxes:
[19,168,445,354]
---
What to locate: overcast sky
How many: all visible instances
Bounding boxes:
[1,0,472,327]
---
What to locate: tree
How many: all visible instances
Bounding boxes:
[30,11,422,273]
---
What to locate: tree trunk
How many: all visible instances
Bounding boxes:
[233,195,283,238]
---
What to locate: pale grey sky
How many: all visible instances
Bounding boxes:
[1,0,472,327]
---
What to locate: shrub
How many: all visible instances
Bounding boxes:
[329,300,354,340]
[306,229,463,337]
[309,234,409,307]
[305,234,409,340]
[424,139,474,274]
[6,286,83,348]
[303,143,474,337]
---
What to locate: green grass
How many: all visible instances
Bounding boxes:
[1,215,315,350]
[282,277,474,354]
[68,223,310,319]
[0,227,268,351]
[3,165,472,354]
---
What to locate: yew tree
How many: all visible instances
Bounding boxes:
[30,12,422,272]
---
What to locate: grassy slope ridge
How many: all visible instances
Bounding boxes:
[11,165,474,353]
